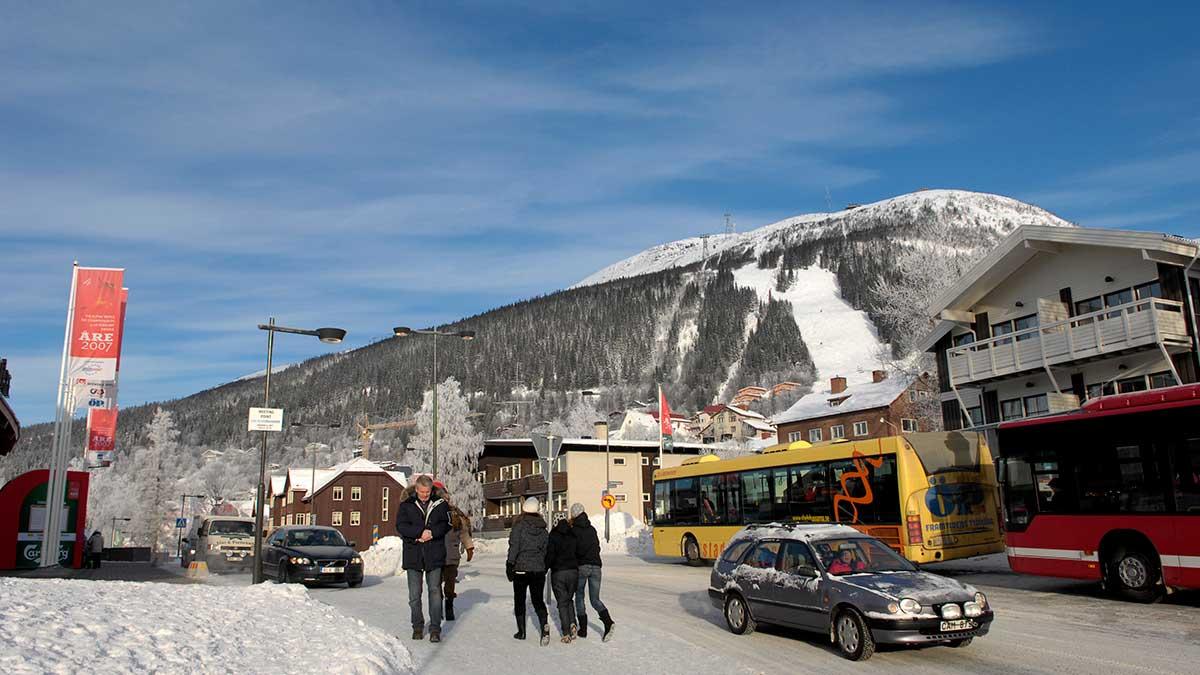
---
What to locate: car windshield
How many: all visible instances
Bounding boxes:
[812,538,916,575]
[208,521,254,536]
[286,529,347,547]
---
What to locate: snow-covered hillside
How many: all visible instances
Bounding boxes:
[576,190,1073,287]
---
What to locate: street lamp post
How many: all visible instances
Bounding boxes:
[392,327,476,477]
[177,493,206,559]
[252,319,346,584]
[581,390,611,543]
[110,516,131,545]
[292,421,342,524]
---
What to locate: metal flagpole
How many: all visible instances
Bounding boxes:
[42,263,79,567]
[657,383,664,470]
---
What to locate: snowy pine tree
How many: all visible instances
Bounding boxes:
[130,408,180,552]
[405,377,485,529]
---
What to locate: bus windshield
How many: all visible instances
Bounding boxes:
[905,431,982,475]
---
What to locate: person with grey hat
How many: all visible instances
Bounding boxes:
[506,496,550,645]
[570,503,614,641]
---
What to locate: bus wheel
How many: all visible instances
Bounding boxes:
[683,535,703,566]
[1107,547,1162,603]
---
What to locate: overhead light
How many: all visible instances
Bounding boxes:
[392,326,412,338]
[315,327,346,344]
[457,330,476,341]
[1105,276,1115,283]
[1118,363,1128,371]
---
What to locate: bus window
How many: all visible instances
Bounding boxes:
[1076,443,1168,513]
[673,478,700,524]
[1172,438,1200,513]
[740,469,772,522]
[1002,457,1036,527]
[718,473,742,523]
[829,455,900,524]
[654,482,673,524]
[771,467,794,521]
[698,474,723,524]
[791,462,832,522]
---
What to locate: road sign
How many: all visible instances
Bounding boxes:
[248,407,284,432]
[530,432,563,461]
[175,517,187,529]
[601,494,617,510]
[607,480,623,487]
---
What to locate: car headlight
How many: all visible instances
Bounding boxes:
[886,602,900,614]
[940,603,962,620]
[289,557,312,565]
[974,591,987,609]
[351,556,362,565]
[964,602,983,617]
[899,598,921,614]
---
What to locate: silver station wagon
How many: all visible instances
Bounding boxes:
[708,524,994,661]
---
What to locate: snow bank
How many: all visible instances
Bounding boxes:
[361,535,404,578]
[0,578,413,675]
[593,512,653,557]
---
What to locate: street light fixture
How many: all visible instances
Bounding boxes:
[391,326,477,477]
[291,421,342,524]
[177,493,206,560]
[251,318,346,584]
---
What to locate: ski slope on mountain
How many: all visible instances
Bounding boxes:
[575,189,1072,287]
[733,262,885,388]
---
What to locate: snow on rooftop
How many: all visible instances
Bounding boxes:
[0,577,414,673]
[724,405,766,420]
[731,523,862,543]
[773,374,913,426]
[306,457,408,497]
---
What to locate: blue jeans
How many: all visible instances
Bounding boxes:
[575,564,607,615]
[407,568,443,630]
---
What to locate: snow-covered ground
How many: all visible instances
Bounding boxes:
[0,577,413,674]
[732,262,885,387]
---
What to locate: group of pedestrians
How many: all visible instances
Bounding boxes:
[507,497,614,645]
[395,474,474,644]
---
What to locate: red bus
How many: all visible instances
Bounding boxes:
[996,383,1200,602]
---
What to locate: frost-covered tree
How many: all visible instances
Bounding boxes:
[405,377,485,529]
[129,408,180,552]
[870,246,977,356]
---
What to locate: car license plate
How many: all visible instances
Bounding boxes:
[321,566,344,574]
[940,619,975,632]
[228,556,243,561]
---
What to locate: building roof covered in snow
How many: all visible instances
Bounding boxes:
[724,405,766,420]
[305,457,408,500]
[270,474,287,497]
[773,374,914,425]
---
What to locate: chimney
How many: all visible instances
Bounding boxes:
[593,421,609,441]
[872,370,888,383]
[830,376,847,395]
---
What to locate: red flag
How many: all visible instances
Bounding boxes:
[659,385,673,436]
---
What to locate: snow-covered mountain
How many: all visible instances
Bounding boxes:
[576,190,1073,287]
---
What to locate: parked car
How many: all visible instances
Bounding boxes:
[263,525,364,588]
[182,516,255,572]
[709,524,993,661]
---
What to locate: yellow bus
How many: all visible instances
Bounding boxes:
[652,431,1004,565]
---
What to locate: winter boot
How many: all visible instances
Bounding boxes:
[539,619,551,647]
[513,614,526,640]
[577,614,588,639]
[600,609,615,642]
[445,598,456,621]
[411,626,424,640]
[429,628,441,643]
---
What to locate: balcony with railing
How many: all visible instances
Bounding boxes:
[947,298,1190,387]
[481,472,568,502]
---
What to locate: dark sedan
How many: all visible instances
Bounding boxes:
[264,526,364,588]
[709,524,994,660]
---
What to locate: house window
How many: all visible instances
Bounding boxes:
[1117,376,1148,394]
[332,486,343,501]
[510,463,522,480]
[788,431,803,443]
[641,456,650,466]
[642,493,651,502]
[992,320,1014,346]
[531,459,544,477]
[1085,382,1116,400]
[966,406,984,426]
[382,487,389,521]
[901,418,919,432]
[908,390,917,402]
[1075,296,1103,318]
[808,428,822,443]
[952,332,974,347]
[1001,398,1024,421]
[613,457,626,466]
[332,511,343,526]
[1013,314,1038,342]
[1149,371,1177,389]
[351,487,362,501]
[288,490,295,505]
[652,457,660,466]
[614,494,627,502]
[1023,394,1049,416]
[294,513,306,525]
[852,421,869,437]
[350,511,361,526]
[830,425,845,440]
[1104,288,1134,318]
[1135,280,1163,301]
[476,471,486,483]
[555,493,567,513]
[285,514,292,525]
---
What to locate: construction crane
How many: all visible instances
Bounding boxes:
[355,413,415,459]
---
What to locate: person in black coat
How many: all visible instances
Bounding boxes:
[507,497,550,645]
[396,475,451,642]
[545,514,580,642]
[570,503,614,641]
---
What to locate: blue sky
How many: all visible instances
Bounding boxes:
[4,1,1199,425]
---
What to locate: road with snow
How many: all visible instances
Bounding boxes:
[296,551,1200,675]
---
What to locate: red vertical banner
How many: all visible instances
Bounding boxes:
[659,386,674,436]
[116,287,128,374]
[67,268,124,383]
[86,408,118,466]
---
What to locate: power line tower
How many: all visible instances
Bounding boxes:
[724,213,735,235]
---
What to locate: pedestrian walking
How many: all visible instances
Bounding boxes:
[506,496,550,646]
[437,482,475,622]
[396,475,451,643]
[570,504,615,641]
[87,530,104,569]
[546,510,579,643]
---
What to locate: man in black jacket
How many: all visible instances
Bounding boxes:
[571,503,614,641]
[396,475,451,642]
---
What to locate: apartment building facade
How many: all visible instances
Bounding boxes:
[920,225,1200,431]
[772,371,935,444]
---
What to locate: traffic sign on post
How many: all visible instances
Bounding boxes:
[601,494,617,510]
[175,517,187,529]
[248,407,284,432]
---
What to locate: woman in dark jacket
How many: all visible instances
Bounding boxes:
[545,515,579,642]
[506,496,550,645]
